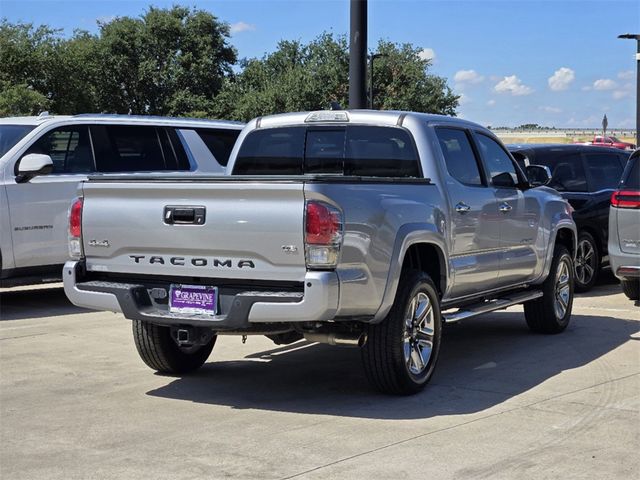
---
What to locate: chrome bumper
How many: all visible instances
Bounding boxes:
[63,261,339,329]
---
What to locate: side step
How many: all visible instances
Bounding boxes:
[442,290,543,324]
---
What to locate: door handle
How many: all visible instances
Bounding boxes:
[164,206,206,225]
[499,202,513,213]
[455,202,471,214]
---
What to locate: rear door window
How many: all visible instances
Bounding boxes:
[435,128,484,186]
[24,125,95,174]
[233,126,420,177]
[584,152,624,191]
[91,125,189,173]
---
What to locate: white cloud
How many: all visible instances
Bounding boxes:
[454,69,484,84]
[618,70,634,80]
[593,78,617,90]
[418,48,436,62]
[96,15,115,24]
[494,75,533,96]
[486,99,496,107]
[540,106,562,113]
[229,21,256,34]
[548,67,575,91]
[613,90,630,100]
[458,93,471,105]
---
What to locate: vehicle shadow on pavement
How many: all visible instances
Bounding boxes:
[0,287,88,320]
[147,311,638,419]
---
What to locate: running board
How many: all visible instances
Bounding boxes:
[442,290,543,324]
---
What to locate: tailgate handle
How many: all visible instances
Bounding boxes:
[164,206,206,225]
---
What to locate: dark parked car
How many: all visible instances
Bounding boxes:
[509,144,631,292]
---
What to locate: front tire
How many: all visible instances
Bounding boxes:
[574,232,599,292]
[524,245,574,334]
[132,320,216,374]
[361,270,442,395]
[621,279,640,300]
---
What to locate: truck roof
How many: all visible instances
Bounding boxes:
[253,110,485,130]
[0,113,244,129]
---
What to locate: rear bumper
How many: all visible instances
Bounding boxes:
[63,261,339,330]
[608,245,640,281]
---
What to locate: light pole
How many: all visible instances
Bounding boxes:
[618,33,640,145]
[369,53,388,109]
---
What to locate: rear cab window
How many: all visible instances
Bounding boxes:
[233,126,420,177]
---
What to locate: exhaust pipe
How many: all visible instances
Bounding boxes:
[303,332,367,347]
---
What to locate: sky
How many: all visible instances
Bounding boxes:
[1,0,638,128]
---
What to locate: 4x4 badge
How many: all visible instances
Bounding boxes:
[88,239,110,248]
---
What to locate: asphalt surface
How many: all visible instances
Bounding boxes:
[1,272,638,479]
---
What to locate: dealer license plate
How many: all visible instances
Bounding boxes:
[169,284,217,316]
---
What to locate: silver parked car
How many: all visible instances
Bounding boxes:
[0,113,243,287]
[609,149,640,301]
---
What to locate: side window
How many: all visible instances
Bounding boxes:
[195,128,241,167]
[435,128,483,186]
[24,126,94,174]
[475,133,518,188]
[546,153,587,192]
[621,157,639,189]
[93,125,165,173]
[234,127,305,175]
[584,153,624,191]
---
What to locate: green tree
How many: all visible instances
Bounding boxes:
[214,34,458,121]
[96,6,236,115]
[0,81,49,116]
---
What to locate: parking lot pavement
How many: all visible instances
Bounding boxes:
[1,273,638,480]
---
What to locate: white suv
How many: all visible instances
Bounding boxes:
[0,113,243,287]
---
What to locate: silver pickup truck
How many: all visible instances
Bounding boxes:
[64,111,577,395]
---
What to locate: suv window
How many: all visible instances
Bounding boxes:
[24,126,95,174]
[584,152,623,191]
[475,133,518,188]
[234,126,420,177]
[435,128,483,186]
[91,125,189,173]
[543,153,588,192]
[195,128,241,167]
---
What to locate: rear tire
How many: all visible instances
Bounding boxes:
[361,270,442,395]
[574,231,599,293]
[132,320,216,374]
[524,245,574,334]
[621,279,640,301]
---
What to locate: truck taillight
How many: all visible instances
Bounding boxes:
[68,197,84,259]
[305,200,343,269]
[611,190,640,209]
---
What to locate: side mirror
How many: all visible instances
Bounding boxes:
[526,164,552,187]
[16,154,54,183]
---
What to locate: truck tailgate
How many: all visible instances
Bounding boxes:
[80,181,307,282]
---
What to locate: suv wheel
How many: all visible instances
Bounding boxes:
[361,270,442,395]
[621,279,640,300]
[132,320,216,374]
[524,245,574,334]
[574,232,599,292]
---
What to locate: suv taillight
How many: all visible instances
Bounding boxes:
[611,190,640,209]
[68,197,84,259]
[305,200,343,269]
